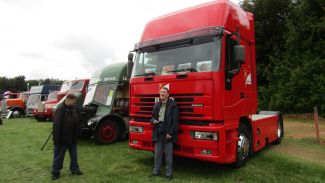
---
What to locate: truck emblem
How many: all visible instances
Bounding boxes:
[159,83,170,90]
[245,73,252,85]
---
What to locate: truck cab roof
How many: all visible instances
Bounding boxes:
[139,0,254,45]
[89,62,128,85]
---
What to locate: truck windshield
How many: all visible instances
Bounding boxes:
[47,92,57,101]
[84,83,117,106]
[60,81,84,92]
[132,37,221,77]
[28,94,40,104]
[19,93,29,99]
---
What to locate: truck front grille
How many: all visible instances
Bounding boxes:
[133,93,206,119]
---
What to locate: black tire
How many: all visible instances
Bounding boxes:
[94,120,120,144]
[273,118,283,145]
[11,109,22,118]
[35,116,47,122]
[233,123,252,168]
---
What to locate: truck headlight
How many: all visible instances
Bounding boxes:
[191,131,218,141]
[129,126,144,133]
[87,119,96,126]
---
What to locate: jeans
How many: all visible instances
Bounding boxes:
[153,134,173,177]
[52,143,80,175]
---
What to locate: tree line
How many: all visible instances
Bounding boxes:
[241,0,324,115]
[0,76,64,94]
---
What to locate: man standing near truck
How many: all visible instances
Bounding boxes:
[51,93,83,180]
[150,87,179,180]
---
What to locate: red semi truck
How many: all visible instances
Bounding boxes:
[127,0,284,167]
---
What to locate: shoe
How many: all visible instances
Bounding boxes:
[166,175,173,180]
[148,173,160,177]
[71,170,84,175]
[51,174,59,180]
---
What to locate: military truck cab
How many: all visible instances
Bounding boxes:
[82,62,129,144]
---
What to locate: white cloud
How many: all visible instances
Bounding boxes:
[0,0,240,80]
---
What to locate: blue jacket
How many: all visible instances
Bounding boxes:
[53,103,80,145]
[150,99,179,143]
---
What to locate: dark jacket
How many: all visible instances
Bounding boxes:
[53,102,80,145]
[150,99,179,143]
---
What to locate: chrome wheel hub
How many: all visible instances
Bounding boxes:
[237,133,250,160]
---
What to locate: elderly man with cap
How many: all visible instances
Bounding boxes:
[51,93,83,180]
[149,87,179,180]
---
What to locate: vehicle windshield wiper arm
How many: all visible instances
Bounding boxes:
[168,68,197,73]
[135,72,157,77]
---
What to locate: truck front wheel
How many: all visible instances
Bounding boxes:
[94,120,120,144]
[35,116,47,122]
[233,123,252,168]
[12,109,22,118]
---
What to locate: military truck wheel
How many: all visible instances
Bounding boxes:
[95,120,120,144]
[233,123,252,168]
[12,109,22,118]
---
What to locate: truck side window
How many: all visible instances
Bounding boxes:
[225,36,238,90]
[225,36,237,72]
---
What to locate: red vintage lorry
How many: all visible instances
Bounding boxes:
[32,91,59,121]
[127,0,284,167]
[33,79,89,121]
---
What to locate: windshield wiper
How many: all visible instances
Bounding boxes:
[135,72,157,77]
[71,82,79,86]
[168,68,197,73]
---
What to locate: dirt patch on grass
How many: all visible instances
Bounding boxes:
[270,139,325,167]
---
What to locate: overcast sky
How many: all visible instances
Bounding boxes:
[0,0,240,80]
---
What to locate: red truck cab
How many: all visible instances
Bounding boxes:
[33,79,89,121]
[128,0,283,167]
[57,79,89,101]
[33,91,59,121]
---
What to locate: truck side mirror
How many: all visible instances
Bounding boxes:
[127,52,134,78]
[234,45,245,64]
[128,52,134,62]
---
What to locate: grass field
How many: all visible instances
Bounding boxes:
[0,118,325,183]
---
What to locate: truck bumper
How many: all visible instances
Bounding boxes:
[33,108,53,118]
[129,121,238,164]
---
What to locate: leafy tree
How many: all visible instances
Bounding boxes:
[241,0,291,110]
[242,0,325,115]
[0,76,64,94]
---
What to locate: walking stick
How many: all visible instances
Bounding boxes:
[41,131,53,151]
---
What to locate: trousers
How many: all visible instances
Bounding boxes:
[51,143,80,175]
[153,134,173,177]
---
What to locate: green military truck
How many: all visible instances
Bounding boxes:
[81,62,129,144]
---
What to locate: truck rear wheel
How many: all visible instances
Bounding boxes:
[273,119,283,145]
[233,123,252,168]
[95,120,120,144]
[258,111,284,145]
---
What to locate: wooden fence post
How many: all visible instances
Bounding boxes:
[314,107,320,142]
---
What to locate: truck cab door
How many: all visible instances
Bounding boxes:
[223,35,254,120]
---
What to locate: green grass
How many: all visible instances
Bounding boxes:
[0,118,325,183]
